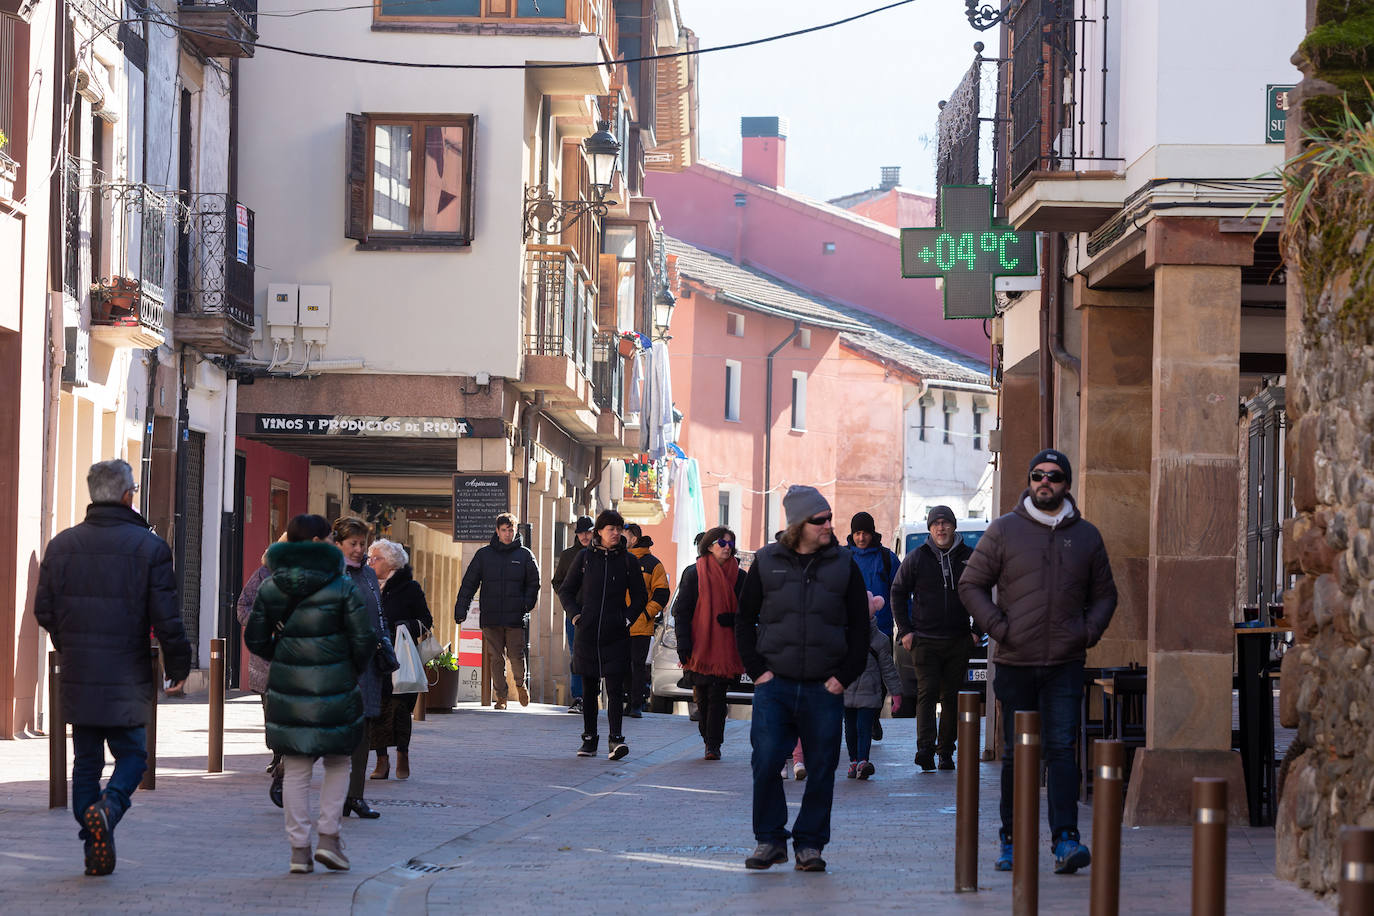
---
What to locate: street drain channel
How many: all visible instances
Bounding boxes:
[403,861,458,874]
[370,798,454,808]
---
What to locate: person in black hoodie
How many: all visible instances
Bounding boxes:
[890,505,978,772]
[558,509,649,760]
[454,513,540,709]
[35,459,192,877]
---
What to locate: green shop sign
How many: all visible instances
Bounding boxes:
[901,185,1038,320]
[1267,85,1295,144]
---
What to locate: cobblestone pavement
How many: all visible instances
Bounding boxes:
[0,692,1329,914]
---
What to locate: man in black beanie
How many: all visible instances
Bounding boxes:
[890,504,978,771]
[959,448,1117,876]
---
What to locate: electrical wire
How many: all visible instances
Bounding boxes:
[104,0,920,71]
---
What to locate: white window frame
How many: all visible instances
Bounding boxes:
[726,312,745,337]
[790,371,807,431]
[725,359,742,422]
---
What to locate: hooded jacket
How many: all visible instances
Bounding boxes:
[846,533,901,636]
[245,541,378,757]
[557,541,649,678]
[843,618,904,709]
[454,533,540,628]
[628,537,671,637]
[890,537,977,641]
[35,503,192,727]
[958,492,1117,667]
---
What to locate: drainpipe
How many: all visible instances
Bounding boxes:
[1040,232,1081,449]
[585,446,604,510]
[763,320,802,538]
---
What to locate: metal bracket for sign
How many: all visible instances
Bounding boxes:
[901,184,1038,320]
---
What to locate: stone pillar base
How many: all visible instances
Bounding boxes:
[1122,748,1248,826]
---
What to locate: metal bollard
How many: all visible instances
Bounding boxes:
[955,691,981,893]
[208,638,225,773]
[1340,827,1374,916]
[1090,740,1125,916]
[48,650,66,809]
[140,645,160,790]
[480,647,491,707]
[1191,777,1227,916]
[1013,710,1041,916]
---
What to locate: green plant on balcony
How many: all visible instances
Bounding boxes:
[90,276,142,322]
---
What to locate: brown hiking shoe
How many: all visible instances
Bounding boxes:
[314,833,350,871]
[494,698,507,710]
[289,846,314,874]
[516,684,530,706]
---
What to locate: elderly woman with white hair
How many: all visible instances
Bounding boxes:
[365,539,433,780]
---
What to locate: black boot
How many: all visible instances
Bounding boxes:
[343,796,381,819]
[577,734,599,757]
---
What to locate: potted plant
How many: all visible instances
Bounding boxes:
[0,131,16,201]
[91,276,140,322]
[424,646,461,712]
[617,330,639,357]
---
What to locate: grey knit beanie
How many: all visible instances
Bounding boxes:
[783,485,831,528]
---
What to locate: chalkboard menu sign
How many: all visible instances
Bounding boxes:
[452,475,511,542]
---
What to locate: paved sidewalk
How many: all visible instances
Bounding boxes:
[0,692,1329,913]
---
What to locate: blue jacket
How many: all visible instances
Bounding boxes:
[846,535,902,637]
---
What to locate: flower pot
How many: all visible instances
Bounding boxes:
[425,666,460,712]
[618,336,637,357]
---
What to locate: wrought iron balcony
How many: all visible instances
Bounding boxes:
[90,277,166,349]
[178,0,258,59]
[525,244,596,377]
[591,331,624,418]
[175,194,255,354]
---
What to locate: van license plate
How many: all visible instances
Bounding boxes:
[969,669,987,681]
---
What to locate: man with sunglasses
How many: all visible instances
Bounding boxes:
[736,485,871,873]
[959,449,1117,877]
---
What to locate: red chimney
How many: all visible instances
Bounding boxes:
[741,116,787,189]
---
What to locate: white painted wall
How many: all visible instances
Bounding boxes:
[902,386,996,526]
[238,6,606,379]
[1115,0,1304,181]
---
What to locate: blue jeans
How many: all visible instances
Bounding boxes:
[71,726,147,841]
[565,618,583,701]
[844,707,877,762]
[749,676,844,850]
[994,660,1084,844]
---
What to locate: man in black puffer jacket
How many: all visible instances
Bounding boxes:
[735,486,870,874]
[34,459,192,877]
[454,512,540,709]
[891,505,979,772]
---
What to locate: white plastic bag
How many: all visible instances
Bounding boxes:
[392,626,428,694]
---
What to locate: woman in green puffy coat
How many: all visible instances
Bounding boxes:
[245,514,377,875]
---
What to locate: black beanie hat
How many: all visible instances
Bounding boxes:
[849,511,876,535]
[1028,448,1072,487]
[926,505,957,528]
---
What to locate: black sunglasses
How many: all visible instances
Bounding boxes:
[806,514,833,526]
[714,538,735,549]
[1029,469,1067,484]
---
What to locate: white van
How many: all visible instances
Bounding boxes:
[896,516,990,557]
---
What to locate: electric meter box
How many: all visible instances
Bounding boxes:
[266,283,299,330]
[298,285,331,344]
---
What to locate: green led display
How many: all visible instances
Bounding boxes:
[901,185,1038,320]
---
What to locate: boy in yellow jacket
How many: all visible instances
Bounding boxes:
[625,523,670,716]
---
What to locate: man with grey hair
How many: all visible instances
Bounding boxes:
[35,459,191,876]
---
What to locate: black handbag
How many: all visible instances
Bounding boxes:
[373,634,400,675]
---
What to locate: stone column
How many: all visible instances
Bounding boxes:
[996,364,1042,516]
[1075,280,1152,669]
[1124,218,1251,825]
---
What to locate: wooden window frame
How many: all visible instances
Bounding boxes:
[346,112,477,250]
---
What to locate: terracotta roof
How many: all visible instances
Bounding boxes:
[666,236,989,386]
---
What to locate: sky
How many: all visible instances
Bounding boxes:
[674,0,986,204]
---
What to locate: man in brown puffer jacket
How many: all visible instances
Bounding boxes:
[958,448,1117,878]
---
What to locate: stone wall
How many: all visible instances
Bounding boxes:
[1275,135,1374,894]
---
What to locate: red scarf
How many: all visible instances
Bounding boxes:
[684,555,744,678]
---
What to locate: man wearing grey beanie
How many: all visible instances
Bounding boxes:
[735,485,870,873]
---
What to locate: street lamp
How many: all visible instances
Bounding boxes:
[522,120,622,240]
[652,285,676,340]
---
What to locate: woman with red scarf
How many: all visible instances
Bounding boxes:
[674,526,746,760]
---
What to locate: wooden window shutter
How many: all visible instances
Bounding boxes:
[345,113,368,241]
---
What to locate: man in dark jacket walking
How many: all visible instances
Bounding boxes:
[891,505,978,772]
[455,513,540,709]
[550,515,594,714]
[959,449,1117,877]
[736,486,870,873]
[34,459,192,876]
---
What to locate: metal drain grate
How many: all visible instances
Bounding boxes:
[403,861,457,873]
[371,799,454,809]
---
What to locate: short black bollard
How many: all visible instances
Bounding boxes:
[1191,777,1227,916]
[955,691,981,893]
[1013,710,1041,916]
[140,645,160,791]
[1090,740,1125,916]
[1340,827,1374,916]
[208,638,225,773]
[48,650,66,810]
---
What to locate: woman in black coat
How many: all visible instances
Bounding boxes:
[245,514,376,874]
[366,539,433,780]
[558,509,648,761]
[674,526,747,760]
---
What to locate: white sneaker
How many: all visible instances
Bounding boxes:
[793,762,807,780]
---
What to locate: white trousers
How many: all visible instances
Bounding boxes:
[282,754,350,848]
